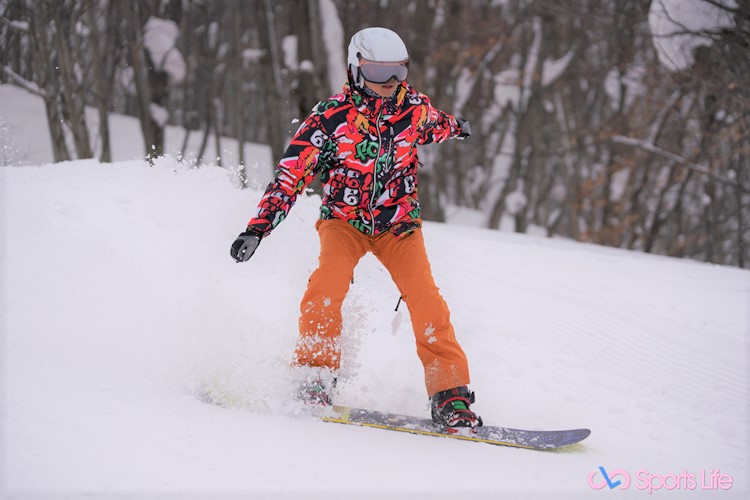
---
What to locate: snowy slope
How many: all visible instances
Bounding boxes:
[2,158,748,499]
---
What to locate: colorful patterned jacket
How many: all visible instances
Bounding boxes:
[247,81,465,238]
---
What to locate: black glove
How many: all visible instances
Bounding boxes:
[230,231,261,262]
[456,118,471,139]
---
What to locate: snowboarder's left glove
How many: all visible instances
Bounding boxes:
[456,118,471,139]
[230,230,261,262]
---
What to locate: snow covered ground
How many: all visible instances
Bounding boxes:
[1,86,749,499]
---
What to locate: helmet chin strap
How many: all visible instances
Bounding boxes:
[346,64,358,87]
[347,64,368,92]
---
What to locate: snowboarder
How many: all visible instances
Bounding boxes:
[230,27,481,429]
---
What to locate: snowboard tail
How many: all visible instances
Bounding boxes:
[323,406,590,450]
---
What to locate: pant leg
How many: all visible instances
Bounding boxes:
[372,228,470,396]
[293,219,368,370]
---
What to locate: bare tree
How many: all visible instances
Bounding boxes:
[256,0,287,162]
[2,0,747,267]
[83,0,122,162]
[24,2,71,162]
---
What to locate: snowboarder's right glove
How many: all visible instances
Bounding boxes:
[230,230,261,262]
[456,118,471,139]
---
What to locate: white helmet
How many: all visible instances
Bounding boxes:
[347,27,409,87]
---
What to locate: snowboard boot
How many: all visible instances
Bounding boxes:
[430,386,483,429]
[296,376,337,406]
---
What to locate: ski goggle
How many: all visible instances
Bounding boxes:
[358,58,409,84]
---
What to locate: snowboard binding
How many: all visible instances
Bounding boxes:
[297,377,337,406]
[430,386,483,430]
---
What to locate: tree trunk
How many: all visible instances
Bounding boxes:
[85,0,113,162]
[26,3,71,162]
[49,2,93,159]
[257,0,286,165]
[124,1,165,160]
[232,2,246,171]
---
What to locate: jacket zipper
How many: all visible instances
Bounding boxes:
[369,98,384,236]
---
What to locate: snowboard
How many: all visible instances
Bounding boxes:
[322,406,591,450]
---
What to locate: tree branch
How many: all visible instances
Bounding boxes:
[612,135,750,194]
[0,15,29,32]
[2,66,44,97]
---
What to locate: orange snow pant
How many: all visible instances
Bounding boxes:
[293,218,470,396]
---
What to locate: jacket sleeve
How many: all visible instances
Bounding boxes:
[417,97,464,145]
[247,108,330,236]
